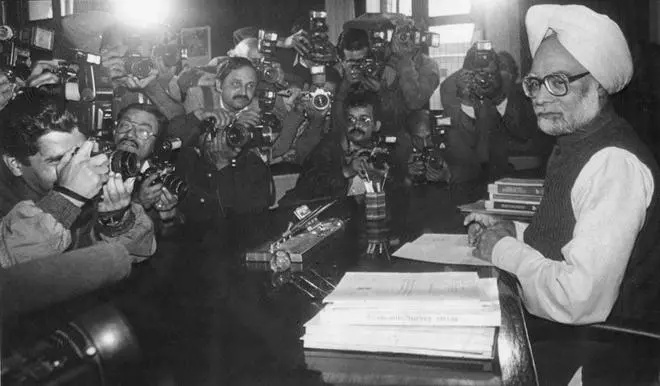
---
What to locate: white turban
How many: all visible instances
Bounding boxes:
[525,4,633,94]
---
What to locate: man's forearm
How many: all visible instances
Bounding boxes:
[95,203,156,261]
[143,80,186,120]
[396,55,440,110]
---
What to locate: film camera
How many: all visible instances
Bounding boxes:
[139,137,188,200]
[2,304,140,386]
[300,65,332,111]
[123,51,154,79]
[225,90,281,149]
[410,114,449,184]
[91,139,141,180]
[458,40,502,102]
[355,135,398,170]
[307,10,337,65]
[257,29,280,84]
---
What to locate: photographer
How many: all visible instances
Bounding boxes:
[271,66,341,164]
[406,110,451,185]
[444,43,538,202]
[334,22,440,136]
[112,104,182,234]
[285,90,409,200]
[0,89,156,267]
[100,38,186,120]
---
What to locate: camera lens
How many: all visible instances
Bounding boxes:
[161,174,188,201]
[225,122,251,148]
[261,67,278,83]
[126,58,154,79]
[312,94,330,110]
[109,150,139,179]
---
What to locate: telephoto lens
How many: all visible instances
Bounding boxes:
[109,150,140,179]
[124,57,154,79]
[160,173,188,200]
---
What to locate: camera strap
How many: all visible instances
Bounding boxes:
[53,185,92,205]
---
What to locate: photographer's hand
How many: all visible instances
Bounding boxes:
[155,188,178,214]
[425,161,451,183]
[136,173,163,210]
[122,68,159,91]
[407,154,425,177]
[98,173,136,213]
[0,72,15,111]
[56,141,109,206]
[194,109,233,131]
[235,109,261,128]
[280,29,311,57]
[28,60,63,88]
[361,75,381,92]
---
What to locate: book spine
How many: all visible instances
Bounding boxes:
[485,200,538,212]
[488,191,542,204]
[492,184,544,196]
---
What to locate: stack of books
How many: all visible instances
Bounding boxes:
[485,178,544,216]
[302,272,501,361]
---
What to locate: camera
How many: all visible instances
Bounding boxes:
[225,118,279,149]
[2,304,140,386]
[475,40,494,67]
[92,139,140,180]
[351,57,382,80]
[300,65,332,111]
[123,52,155,79]
[307,10,337,65]
[257,30,280,84]
[355,135,397,170]
[140,137,188,200]
[395,25,441,48]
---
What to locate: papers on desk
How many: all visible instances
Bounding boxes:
[393,233,493,266]
[302,272,501,361]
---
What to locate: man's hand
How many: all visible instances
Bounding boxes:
[0,72,16,110]
[98,173,136,213]
[235,109,261,128]
[361,75,381,92]
[56,141,110,205]
[27,60,63,88]
[472,221,516,262]
[463,212,502,246]
[425,162,450,182]
[193,109,233,131]
[121,68,159,91]
[136,173,163,209]
[407,154,425,177]
[154,188,178,213]
[280,29,311,57]
[343,152,369,178]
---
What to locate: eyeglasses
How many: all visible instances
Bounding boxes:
[347,116,373,126]
[522,71,590,98]
[116,120,156,140]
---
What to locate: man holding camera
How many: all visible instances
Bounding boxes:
[168,57,273,249]
[287,90,409,200]
[444,42,538,203]
[334,23,440,137]
[0,89,156,267]
[112,104,181,232]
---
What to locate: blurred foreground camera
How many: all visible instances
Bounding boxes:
[2,304,141,386]
[225,114,280,149]
[140,137,188,200]
[92,140,140,179]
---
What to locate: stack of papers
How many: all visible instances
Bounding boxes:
[393,233,492,266]
[302,272,501,361]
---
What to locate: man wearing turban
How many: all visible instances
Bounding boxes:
[467,5,660,326]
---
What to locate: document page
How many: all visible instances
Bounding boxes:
[393,234,493,266]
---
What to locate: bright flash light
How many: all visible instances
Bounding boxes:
[99,329,118,350]
[112,0,171,29]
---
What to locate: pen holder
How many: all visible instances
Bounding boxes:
[363,219,391,261]
[365,191,387,221]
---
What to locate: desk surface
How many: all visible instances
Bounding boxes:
[133,198,538,386]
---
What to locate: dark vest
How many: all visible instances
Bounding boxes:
[524,108,660,323]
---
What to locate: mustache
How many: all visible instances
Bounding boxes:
[349,128,366,135]
[119,139,139,148]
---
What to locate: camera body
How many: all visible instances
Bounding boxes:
[459,40,502,102]
[123,53,155,79]
[356,135,397,170]
[225,115,279,149]
[257,30,279,84]
[300,65,332,111]
[140,137,188,200]
[351,57,382,80]
[395,25,441,48]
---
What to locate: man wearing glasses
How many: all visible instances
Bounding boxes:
[467,4,660,329]
[113,104,180,228]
